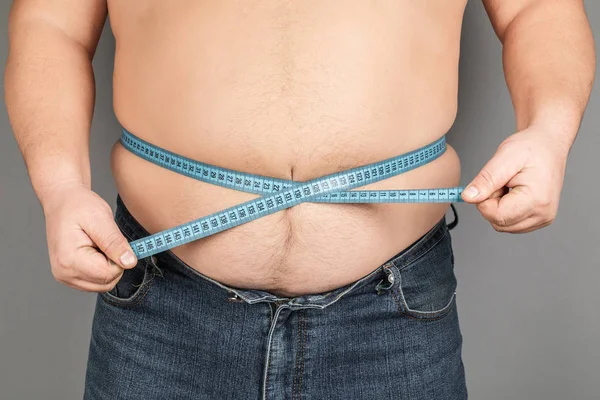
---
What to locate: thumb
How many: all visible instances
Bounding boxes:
[462,147,523,203]
[83,213,138,269]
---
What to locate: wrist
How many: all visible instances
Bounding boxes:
[38,180,88,212]
[528,121,576,156]
[27,156,90,207]
[521,103,583,152]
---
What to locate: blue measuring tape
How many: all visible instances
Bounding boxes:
[120,128,465,259]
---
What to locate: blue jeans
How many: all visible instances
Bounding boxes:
[84,196,467,399]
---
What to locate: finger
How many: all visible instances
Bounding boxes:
[489,186,508,199]
[478,186,536,227]
[495,186,536,224]
[70,246,126,285]
[462,147,525,203]
[61,275,123,293]
[87,250,127,284]
[491,215,551,233]
[476,197,500,223]
[473,187,507,216]
[82,213,137,269]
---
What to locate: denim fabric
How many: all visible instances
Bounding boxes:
[84,196,467,400]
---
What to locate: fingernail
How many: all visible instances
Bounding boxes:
[464,186,479,199]
[120,251,137,267]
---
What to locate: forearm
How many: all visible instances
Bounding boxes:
[5,11,99,207]
[498,0,595,148]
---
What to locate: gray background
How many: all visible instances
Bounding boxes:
[1,1,599,399]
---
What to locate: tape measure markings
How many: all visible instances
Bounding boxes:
[121,129,464,258]
[122,129,463,202]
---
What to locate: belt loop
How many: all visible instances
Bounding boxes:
[447,204,459,230]
[149,255,163,277]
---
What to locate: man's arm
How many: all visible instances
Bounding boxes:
[6,0,106,201]
[5,0,137,292]
[461,0,595,233]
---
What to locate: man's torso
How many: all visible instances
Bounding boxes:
[108,0,467,296]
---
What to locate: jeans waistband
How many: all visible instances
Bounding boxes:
[115,195,450,309]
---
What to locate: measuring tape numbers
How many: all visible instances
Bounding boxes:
[120,128,465,259]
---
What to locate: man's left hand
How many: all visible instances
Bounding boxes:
[461,125,571,233]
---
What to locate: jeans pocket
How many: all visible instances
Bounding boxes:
[99,256,161,308]
[389,230,457,321]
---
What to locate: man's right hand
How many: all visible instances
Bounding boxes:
[41,184,138,292]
